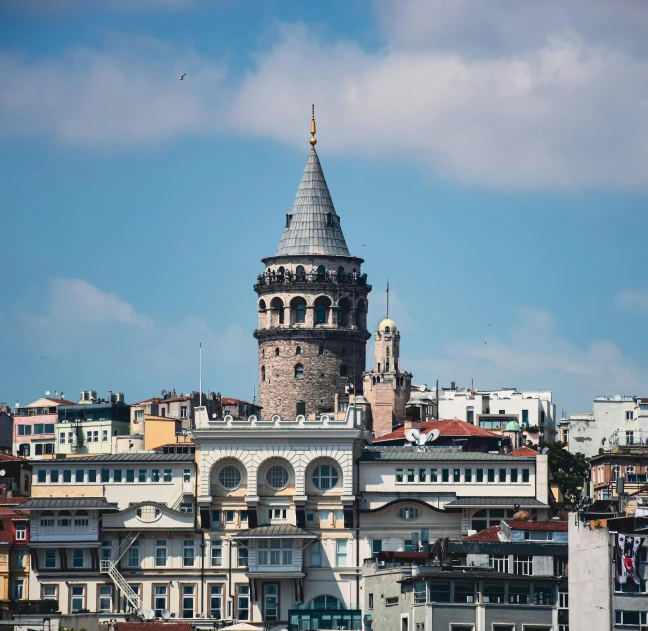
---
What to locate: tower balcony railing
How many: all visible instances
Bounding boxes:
[255,271,369,289]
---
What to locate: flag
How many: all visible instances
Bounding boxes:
[617,533,644,584]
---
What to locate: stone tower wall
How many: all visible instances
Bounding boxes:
[258,335,366,419]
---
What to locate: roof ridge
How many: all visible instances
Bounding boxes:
[274,149,351,257]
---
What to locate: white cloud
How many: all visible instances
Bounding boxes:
[408,308,646,413]
[18,278,256,398]
[615,289,648,313]
[1,2,648,190]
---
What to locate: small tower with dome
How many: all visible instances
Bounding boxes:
[362,318,412,436]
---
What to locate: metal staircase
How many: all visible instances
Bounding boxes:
[100,531,142,611]
[168,482,193,511]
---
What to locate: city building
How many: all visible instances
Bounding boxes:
[13,397,74,459]
[56,400,131,455]
[0,497,30,603]
[0,406,13,455]
[570,505,648,631]
[131,391,223,432]
[253,114,371,420]
[221,398,262,420]
[560,395,648,457]
[438,385,556,443]
[0,453,32,498]
[363,519,568,631]
[362,318,413,437]
[24,453,196,617]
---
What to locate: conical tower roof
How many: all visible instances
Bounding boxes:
[275,148,351,257]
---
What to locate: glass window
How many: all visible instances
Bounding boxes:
[237,585,250,620]
[152,469,160,482]
[238,542,249,567]
[398,507,420,521]
[428,582,451,603]
[42,585,57,600]
[58,511,72,527]
[138,469,147,482]
[62,469,72,483]
[487,469,495,483]
[40,511,54,528]
[396,468,403,483]
[483,582,506,603]
[533,584,556,605]
[101,469,109,483]
[418,468,426,482]
[127,542,140,568]
[88,469,97,483]
[522,468,530,483]
[126,469,135,483]
[99,585,112,612]
[313,464,339,490]
[465,468,472,482]
[183,468,191,483]
[102,429,108,442]
[75,469,84,483]
[511,469,519,483]
[226,510,235,523]
[50,470,59,483]
[454,581,475,603]
[183,540,195,567]
[266,465,290,489]
[508,582,530,604]
[154,585,168,617]
[453,469,461,483]
[499,469,507,482]
[45,549,57,568]
[211,510,220,524]
[114,470,123,483]
[311,541,322,566]
[513,555,533,576]
[442,469,449,483]
[155,540,167,567]
[407,469,415,483]
[316,304,326,324]
[210,584,223,619]
[296,304,306,323]
[414,581,426,604]
[295,363,304,379]
[71,585,85,612]
[219,465,242,490]
[211,540,222,566]
[15,524,27,540]
[181,585,195,618]
[430,468,438,482]
[163,469,172,482]
[72,549,84,568]
[37,470,46,483]
[336,539,348,566]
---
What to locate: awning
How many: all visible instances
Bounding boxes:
[231,525,316,540]
[19,497,117,510]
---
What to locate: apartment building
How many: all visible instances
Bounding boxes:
[131,391,222,432]
[0,497,30,603]
[13,397,74,458]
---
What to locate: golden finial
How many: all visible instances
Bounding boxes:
[310,104,317,147]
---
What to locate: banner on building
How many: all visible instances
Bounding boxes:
[617,533,644,584]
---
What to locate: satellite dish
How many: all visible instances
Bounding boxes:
[212,413,217,419]
[405,428,420,443]
[428,428,441,443]
[0,470,6,477]
[143,609,155,620]
[136,608,144,617]
[45,391,50,396]
[161,609,171,620]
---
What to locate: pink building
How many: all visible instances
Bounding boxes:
[13,397,74,459]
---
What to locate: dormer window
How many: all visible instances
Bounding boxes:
[286,214,292,228]
[326,213,333,227]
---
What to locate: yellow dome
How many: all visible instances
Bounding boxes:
[378,318,397,333]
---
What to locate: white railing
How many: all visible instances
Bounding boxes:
[168,482,193,511]
[100,560,142,611]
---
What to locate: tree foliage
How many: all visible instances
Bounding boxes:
[538,440,590,508]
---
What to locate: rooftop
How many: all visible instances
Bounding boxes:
[359,449,535,462]
[373,419,501,443]
[20,497,117,510]
[31,453,194,464]
[505,519,568,532]
[463,525,502,542]
[232,524,316,539]
[444,497,548,508]
[115,624,192,631]
[510,446,538,457]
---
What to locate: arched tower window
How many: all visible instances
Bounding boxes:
[384,326,390,333]
[337,266,344,281]
[297,304,306,323]
[295,364,304,380]
[275,348,280,357]
[296,265,306,281]
[338,297,351,327]
[291,296,307,324]
[318,346,324,356]
[296,346,302,356]
[261,366,266,381]
[317,265,326,280]
[270,297,284,326]
[340,364,348,379]
[316,305,326,324]
[386,347,390,372]
[278,266,285,277]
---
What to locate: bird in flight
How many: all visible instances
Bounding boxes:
[178,73,186,80]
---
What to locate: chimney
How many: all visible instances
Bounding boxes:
[451,381,456,390]
[404,406,422,430]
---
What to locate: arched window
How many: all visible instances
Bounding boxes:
[337,266,344,281]
[385,347,390,372]
[308,595,344,610]
[384,326,390,333]
[40,511,55,527]
[261,366,266,382]
[337,306,345,326]
[296,265,306,281]
[58,511,72,527]
[294,363,304,380]
[218,466,242,490]
[318,346,324,356]
[340,364,348,379]
[316,304,326,324]
[75,510,89,527]
[275,348,280,357]
[317,265,326,280]
[296,346,302,355]
[266,465,290,490]
[270,297,284,326]
[297,304,306,323]
[278,266,285,276]
[258,299,266,311]
[398,506,420,521]
[312,464,339,490]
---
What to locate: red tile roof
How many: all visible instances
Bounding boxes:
[505,520,568,532]
[222,397,255,406]
[132,397,163,406]
[115,624,192,631]
[374,419,500,442]
[0,453,29,463]
[463,525,502,541]
[510,446,538,457]
[43,397,76,406]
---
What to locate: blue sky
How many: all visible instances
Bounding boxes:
[1,0,647,415]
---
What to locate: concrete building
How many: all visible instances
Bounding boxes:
[362,318,413,437]
[254,118,371,419]
[131,391,223,432]
[0,406,13,455]
[221,397,262,420]
[56,401,131,455]
[438,385,556,443]
[569,508,648,631]
[13,397,74,459]
[0,497,30,603]
[0,453,32,498]
[193,404,368,629]
[561,395,648,457]
[363,519,567,631]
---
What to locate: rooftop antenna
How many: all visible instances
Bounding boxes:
[310,104,317,147]
[253,386,256,405]
[199,341,202,407]
[386,277,389,319]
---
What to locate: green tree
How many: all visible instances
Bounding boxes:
[538,440,590,508]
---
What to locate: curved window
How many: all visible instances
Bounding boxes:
[296,304,306,323]
[266,465,290,490]
[312,465,339,490]
[296,346,302,355]
[340,364,348,379]
[316,304,326,324]
[318,346,324,356]
[261,366,266,382]
[317,265,326,280]
[296,265,306,281]
[308,595,344,610]
[278,266,285,275]
[74,510,89,527]
[295,363,304,380]
[40,511,55,527]
[398,506,420,521]
[219,466,242,490]
[337,266,345,280]
[58,510,72,527]
[258,299,266,310]
[275,348,280,357]
[384,326,390,333]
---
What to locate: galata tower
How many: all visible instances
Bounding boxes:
[254,109,372,419]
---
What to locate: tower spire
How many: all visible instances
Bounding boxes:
[386,277,390,318]
[310,104,317,147]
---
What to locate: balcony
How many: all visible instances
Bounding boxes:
[255,271,370,290]
[608,429,648,452]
